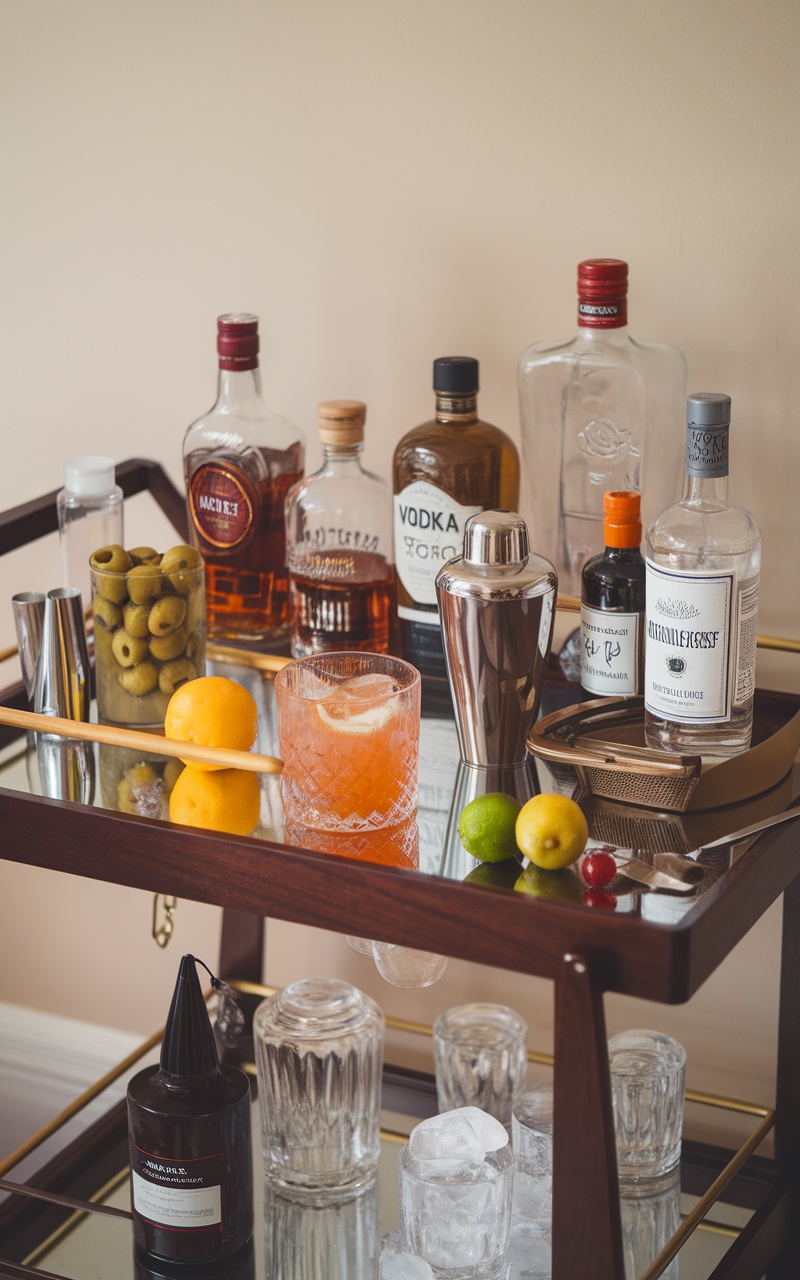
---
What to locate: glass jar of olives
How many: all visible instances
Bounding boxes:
[90,544,206,727]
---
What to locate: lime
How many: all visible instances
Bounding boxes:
[515,793,588,870]
[458,793,522,863]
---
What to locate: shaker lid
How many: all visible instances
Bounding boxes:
[463,510,529,567]
[160,954,220,1078]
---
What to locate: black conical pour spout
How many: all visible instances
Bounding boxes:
[160,954,220,1078]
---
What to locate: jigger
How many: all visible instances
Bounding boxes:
[33,588,91,723]
[11,592,46,700]
[435,511,557,767]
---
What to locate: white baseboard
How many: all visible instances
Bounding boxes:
[0,1002,141,1157]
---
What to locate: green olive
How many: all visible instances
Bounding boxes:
[185,630,204,665]
[127,565,164,605]
[116,778,137,814]
[123,602,151,638]
[111,629,150,668]
[128,546,161,566]
[149,625,188,661]
[118,661,159,696]
[148,595,187,636]
[90,544,133,574]
[93,596,123,631]
[161,544,202,570]
[158,657,197,696]
[162,758,184,790]
[184,586,205,633]
[161,547,203,595]
[92,567,129,605]
[93,622,115,665]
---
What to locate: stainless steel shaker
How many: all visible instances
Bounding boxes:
[435,511,557,767]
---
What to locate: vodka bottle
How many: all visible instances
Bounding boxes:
[518,259,687,596]
[644,394,761,758]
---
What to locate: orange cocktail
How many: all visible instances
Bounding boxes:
[274,652,421,867]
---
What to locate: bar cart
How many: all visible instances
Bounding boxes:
[0,463,798,1280]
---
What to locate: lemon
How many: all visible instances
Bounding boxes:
[513,864,584,904]
[515,793,588,870]
[458,793,522,863]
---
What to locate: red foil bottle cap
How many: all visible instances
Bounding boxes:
[577,259,628,329]
[217,313,260,371]
[603,489,641,548]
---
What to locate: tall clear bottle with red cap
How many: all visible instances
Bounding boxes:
[518,260,687,597]
[184,315,304,646]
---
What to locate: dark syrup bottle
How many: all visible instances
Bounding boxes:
[127,955,253,1265]
[580,490,645,698]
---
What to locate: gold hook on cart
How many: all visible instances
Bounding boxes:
[152,894,178,948]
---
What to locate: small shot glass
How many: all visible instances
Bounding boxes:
[608,1029,687,1192]
[433,1002,528,1128]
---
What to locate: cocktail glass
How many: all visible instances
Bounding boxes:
[274,652,421,867]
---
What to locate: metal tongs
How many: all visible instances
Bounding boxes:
[609,807,800,895]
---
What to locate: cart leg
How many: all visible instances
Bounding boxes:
[552,951,624,1280]
[767,875,800,1278]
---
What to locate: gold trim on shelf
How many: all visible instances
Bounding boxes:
[207,643,292,674]
[22,1166,131,1268]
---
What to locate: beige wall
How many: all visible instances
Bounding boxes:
[1,0,799,1131]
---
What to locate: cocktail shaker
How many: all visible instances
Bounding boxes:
[435,511,557,767]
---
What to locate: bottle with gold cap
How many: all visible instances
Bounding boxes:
[285,400,396,657]
[580,490,645,697]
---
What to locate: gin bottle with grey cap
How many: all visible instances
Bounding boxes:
[644,393,761,758]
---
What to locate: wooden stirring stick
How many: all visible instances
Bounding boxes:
[0,705,282,775]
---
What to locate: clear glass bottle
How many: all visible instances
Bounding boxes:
[644,394,761,758]
[580,490,645,698]
[57,456,124,607]
[285,400,395,657]
[183,314,304,646]
[518,259,687,597]
[393,357,520,680]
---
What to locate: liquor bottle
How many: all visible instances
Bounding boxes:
[184,315,304,646]
[127,955,253,1264]
[518,259,687,596]
[393,357,520,679]
[285,400,396,656]
[644,394,761,758]
[580,490,645,698]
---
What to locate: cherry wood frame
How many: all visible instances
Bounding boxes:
[0,462,798,1280]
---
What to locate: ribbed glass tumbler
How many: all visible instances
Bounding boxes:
[609,1029,686,1192]
[254,979,385,1203]
[433,1002,528,1128]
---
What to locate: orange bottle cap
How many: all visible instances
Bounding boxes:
[603,490,641,548]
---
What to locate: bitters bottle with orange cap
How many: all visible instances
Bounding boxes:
[284,401,396,657]
[580,490,645,697]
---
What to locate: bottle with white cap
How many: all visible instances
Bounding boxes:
[57,455,124,607]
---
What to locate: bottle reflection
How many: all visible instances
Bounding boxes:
[620,1175,681,1280]
[263,1181,379,1280]
[133,1240,255,1280]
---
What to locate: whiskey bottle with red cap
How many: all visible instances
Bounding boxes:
[518,260,687,597]
[184,315,304,646]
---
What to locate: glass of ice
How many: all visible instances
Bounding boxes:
[609,1029,686,1191]
[275,652,421,867]
[433,1003,528,1128]
[398,1108,514,1279]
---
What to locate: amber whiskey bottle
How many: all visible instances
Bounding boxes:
[392,357,519,680]
[184,315,304,647]
[580,490,645,697]
[127,955,253,1265]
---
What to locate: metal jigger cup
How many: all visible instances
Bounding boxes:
[33,588,91,723]
[11,591,46,700]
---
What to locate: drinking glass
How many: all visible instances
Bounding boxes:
[433,1003,528,1127]
[608,1029,686,1190]
[397,1120,514,1278]
[275,652,421,866]
[511,1082,553,1233]
[254,978,384,1202]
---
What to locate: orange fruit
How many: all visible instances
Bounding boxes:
[169,767,261,836]
[164,675,258,770]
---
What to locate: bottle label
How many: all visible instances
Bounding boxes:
[189,461,255,549]
[580,604,641,695]
[644,562,734,722]
[130,1143,222,1232]
[394,481,481,612]
[685,424,729,479]
[733,580,759,704]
